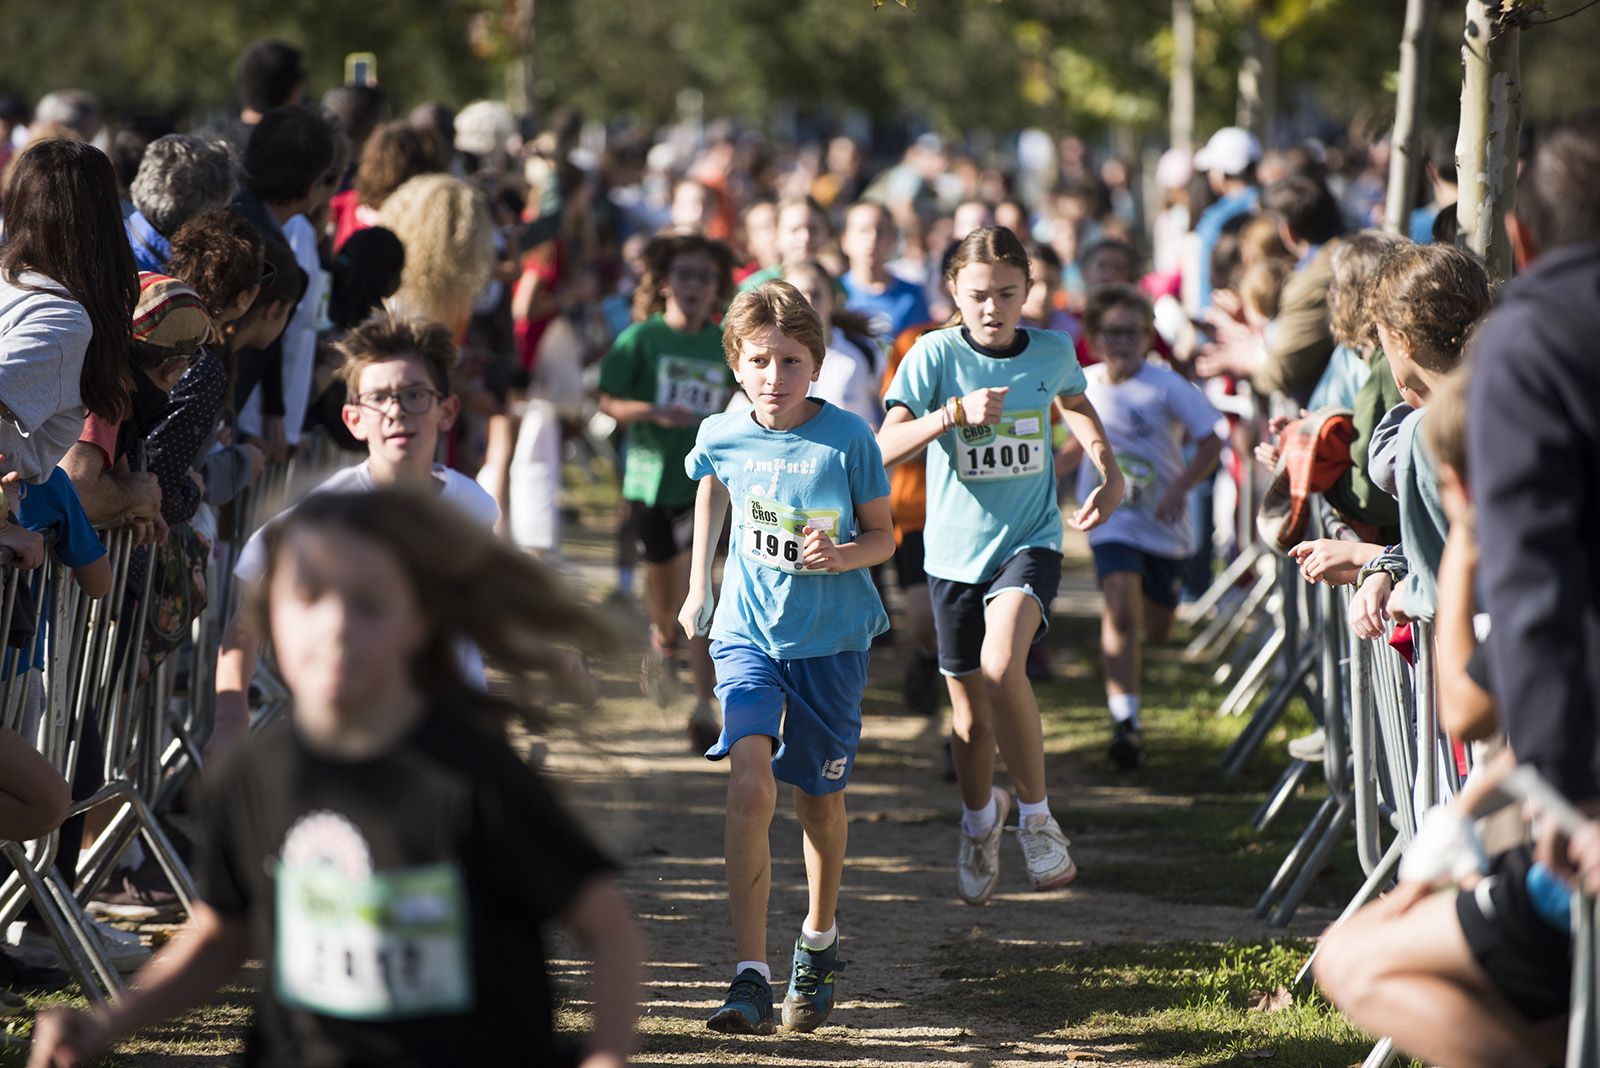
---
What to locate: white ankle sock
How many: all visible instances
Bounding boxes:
[1109,693,1141,728]
[961,794,999,836]
[800,923,836,951]
[1017,798,1052,824]
[737,960,771,982]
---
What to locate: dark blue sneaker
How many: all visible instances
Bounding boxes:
[782,936,843,1032]
[706,967,775,1035]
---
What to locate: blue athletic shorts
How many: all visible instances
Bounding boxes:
[1090,542,1188,610]
[926,548,1062,677]
[707,641,869,796]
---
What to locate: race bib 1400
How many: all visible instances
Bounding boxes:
[741,494,840,574]
[275,860,474,1020]
[955,410,1048,482]
[655,356,729,416]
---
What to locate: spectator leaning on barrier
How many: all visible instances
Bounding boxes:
[1471,119,1600,893]
[124,134,237,273]
[0,139,137,490]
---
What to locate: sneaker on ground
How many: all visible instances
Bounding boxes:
[1287,727,1326,763]
[706,967,775,1035]
[1108,722,1145,769]
[687,701,721,754]
[782,936,843,1032]
[956,787,1010,905]
[89,918,151,973]
[640,636,682,708]
[1018,813,1079,890]
[88,867,184,923]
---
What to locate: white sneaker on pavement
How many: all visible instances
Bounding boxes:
[1018,813,1078,890]
[956,787,1011,905]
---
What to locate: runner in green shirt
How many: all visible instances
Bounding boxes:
[598,233,736,750]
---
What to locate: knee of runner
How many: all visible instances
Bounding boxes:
[979,647,1025,689]
[1310,922,1378,1008]
[727,762,778,814]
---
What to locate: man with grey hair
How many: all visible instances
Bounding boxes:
[125,134,237,271]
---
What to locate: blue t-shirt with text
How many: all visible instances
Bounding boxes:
[883,326,1087,584]
[687,401,890,660]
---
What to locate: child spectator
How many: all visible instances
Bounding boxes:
[1346,242,1490,635]
[1072,286,1224,768]
[597,234,735,751]
[678,281,893,1034]
[879,227,1122,904]
[31,488,641,1067]
[212,315,499,754]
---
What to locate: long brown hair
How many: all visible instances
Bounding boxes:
[943,226,1031,327]
[255,487,621,722]
[0,139,135,422]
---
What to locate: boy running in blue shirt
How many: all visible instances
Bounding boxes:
[679,281,894,1036]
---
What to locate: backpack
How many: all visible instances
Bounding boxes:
[1256,407,1358,551]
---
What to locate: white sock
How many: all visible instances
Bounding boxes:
[1109,693,1141,729]
[737,960,771,982]
[961,794,999,837]
[120,840,147,874]
[800,923,837,951]
[1017,798,1052,824]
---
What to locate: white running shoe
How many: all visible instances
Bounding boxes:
[1018,813,1079,890]
[956,787,1011,905]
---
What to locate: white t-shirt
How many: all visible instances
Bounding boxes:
[234,462,501,688]
[808,328,883,429]
[1076,361,1226,560]
[0,272,93,483]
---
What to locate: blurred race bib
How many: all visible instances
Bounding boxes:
[276,860,473,1020]
[655,356,729,416]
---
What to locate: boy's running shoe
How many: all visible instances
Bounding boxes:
[707,967,775,1035]
[956,787,1010,905]
[1019,813,1079,890]
[640,635,681,707]
[782,935,843,1032]
[687,700,721,753]
[1108,722,1145,769]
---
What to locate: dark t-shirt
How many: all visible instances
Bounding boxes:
[199,709,613,1068]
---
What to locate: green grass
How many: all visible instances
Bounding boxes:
[949,937,1402,1067]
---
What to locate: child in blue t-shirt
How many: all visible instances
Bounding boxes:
[879,226,1123,908]
[679,281,893,1037]
[10,468,111,744]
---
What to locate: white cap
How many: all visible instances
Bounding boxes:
[454,100,514,158]
[1155,147,1193,190]
[1194,127,1263,177]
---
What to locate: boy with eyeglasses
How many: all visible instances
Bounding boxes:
[1064,286,1224,768]
[212,313,499,756]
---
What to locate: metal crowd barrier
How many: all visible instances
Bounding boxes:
[0,433,347,1005]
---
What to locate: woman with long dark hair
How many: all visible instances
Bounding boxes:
[0,138,136,484]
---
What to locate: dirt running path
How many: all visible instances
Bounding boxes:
[541,576,1328,1068]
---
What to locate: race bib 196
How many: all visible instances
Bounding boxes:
[955,410,1047,481]
[655,355,729,416]
[741,494,840,574]
[275,860,474,1020]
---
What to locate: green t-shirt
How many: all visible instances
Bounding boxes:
[598,315,732,507]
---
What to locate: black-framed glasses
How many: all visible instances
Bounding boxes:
[353,387,442,415]
[258,260,278,290]
[1095,327,1147,344]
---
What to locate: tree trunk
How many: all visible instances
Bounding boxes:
[1236,15,1265,137]
[508,0,538,121]
[1384,0,1438,236]
[1171,0,1196,153]
[1454,0,1522,282]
